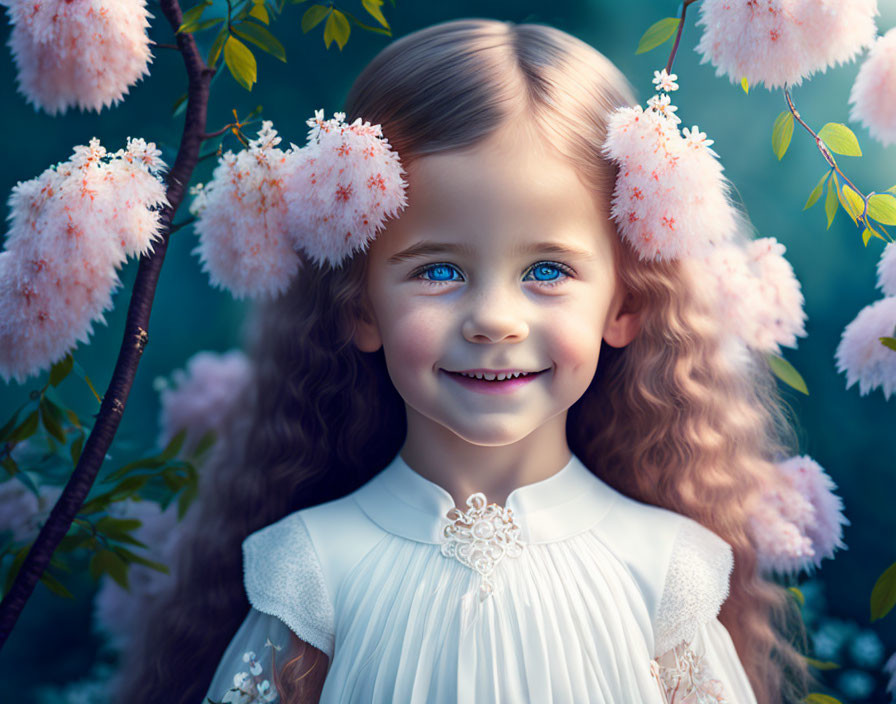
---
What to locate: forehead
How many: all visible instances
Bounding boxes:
[370,123,615,258]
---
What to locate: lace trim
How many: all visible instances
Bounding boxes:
[242,514,336,658]
[649,642,730,704]
[654,518,734,656]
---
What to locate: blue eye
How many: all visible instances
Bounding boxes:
[412,261,574,288]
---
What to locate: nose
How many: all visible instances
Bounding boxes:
[461,283,530,344]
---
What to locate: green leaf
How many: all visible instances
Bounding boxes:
[862,228,874,246]
[3,545,30,597]
[301,4,331,33]
[804,657,840,671]
[361,0,389,29]
[740,77,749,94]
[224,35,257,90]
[39,570,74,599]
[323,9,350,50]
[179,0,213,30]
[839,183,864,225]
[1,456,18,479]
[207,26,229,67]
[7,409,40,445]
[818,122,861,157]
[767,353,809,395]
[39,398,66,445]
[787,586,804,606]
[48,354,73,387]
[772,111,794,161]
[172,92,188,118]
[249,0,270,24]
[177,481,200,520]
[803,172,829,211]
[71,360,102,405]
[881,336,896,351]
[159,428,188,462]
[189,429,217,462]
[0,402,27,443]
[70,431,85,466]
[89,549,130,589]
[868,193,896,225]
[824,173,839,229]
[805,694,843,704]
[635,17,679,54]
[232,22,286,62]
[178,16,225,35]
[871,560,896,621]
[114,545,171,574]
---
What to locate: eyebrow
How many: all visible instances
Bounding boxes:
[386,240,597,265]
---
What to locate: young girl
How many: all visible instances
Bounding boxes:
[114,18,813,704]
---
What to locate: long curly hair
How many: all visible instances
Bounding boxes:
[114,18,816,704]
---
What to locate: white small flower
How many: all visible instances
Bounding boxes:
[233,671,249,688]
[682,125,718,156]
[647,93,681,125]
[652,68,679,92]
[241,650,256,663]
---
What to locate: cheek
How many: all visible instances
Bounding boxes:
[542,306,603,367]
[382,304,448,369]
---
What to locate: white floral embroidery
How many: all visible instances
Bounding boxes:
[439,492,524,601]
[211,643,282,704]
[649,642,730,703]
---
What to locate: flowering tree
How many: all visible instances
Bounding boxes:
[0,0,894,700]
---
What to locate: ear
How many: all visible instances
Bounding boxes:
[351,294,383,353]
[602,286,643,349]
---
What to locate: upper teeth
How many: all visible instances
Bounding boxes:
[458,371,532,380]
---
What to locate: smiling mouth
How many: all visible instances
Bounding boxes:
[443,369,549,382]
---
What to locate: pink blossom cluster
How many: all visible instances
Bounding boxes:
[191,112,408,299]
[0,137,169,384]
[748,455,848,576]
[689,237,807,354]
[602,74,738,262]
[1,0,155,115]
[0,477,62,543]
[835,241,896,400]
[849,27,896,148]
[694,0,879,90]
[92,497,199,651]
[156,349,253,457]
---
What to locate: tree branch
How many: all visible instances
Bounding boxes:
[0,0,214,649]
[666,0,700,75]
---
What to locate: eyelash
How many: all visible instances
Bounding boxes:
[411,261,575,289]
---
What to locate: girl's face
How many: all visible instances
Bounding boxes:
[353,121,641,449]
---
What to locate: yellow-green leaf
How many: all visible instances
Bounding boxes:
[179,0,212,28]
[824,173,839,229]
[39,399,66,445]
[772,111,794,161]
[804,657,840,671]
[805,694,843,704]
[818,122,862,157]
[39,570,74,599]
[301,4,331,33]
[741,77,749,94]
[249,0,269,24]
[868,193,896,225]
[207,26,228,67]
[49,353,73,387]
[788,586,804,606]
[635,17,680,54]
[839,183,864,224]
[862,228,874,246]
[232,22,286,62]
[880,336,896,351]
[323,9,350,50]
[361,0,389,29]
[803,171,829,210]
[224,35,257,91]
[178,16,225,35]
[871,559,896,621]
[767,353,809,395]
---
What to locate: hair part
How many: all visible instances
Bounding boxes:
[116,19,814,703]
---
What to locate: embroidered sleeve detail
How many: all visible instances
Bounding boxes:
[242,514,336,659]
[654,518,734,656]
[649,642,730,704]
[214,642,283,704]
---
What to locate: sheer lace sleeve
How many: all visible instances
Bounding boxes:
[649,617,758,704]
[203,607,303,703]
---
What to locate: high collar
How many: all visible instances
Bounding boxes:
[352,450,621,545]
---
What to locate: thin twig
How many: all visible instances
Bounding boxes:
[666,0,700,75]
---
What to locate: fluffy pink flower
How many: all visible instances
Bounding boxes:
[695,0,879,90]
[688,237,806,353]
[191,121,301,300]
[0,137,168,384]
[749,455,848,576]
[157,349,253,457]
[282,109,409,268]
[878,241,896,297]
[835,295,896,400]
[602,101,737,262]
[2,0,155,115]
[849,27,896,147]
[92,498,198,651]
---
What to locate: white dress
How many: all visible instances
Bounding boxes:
[203,450,759,703]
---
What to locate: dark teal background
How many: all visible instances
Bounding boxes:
[1,0,895,700]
